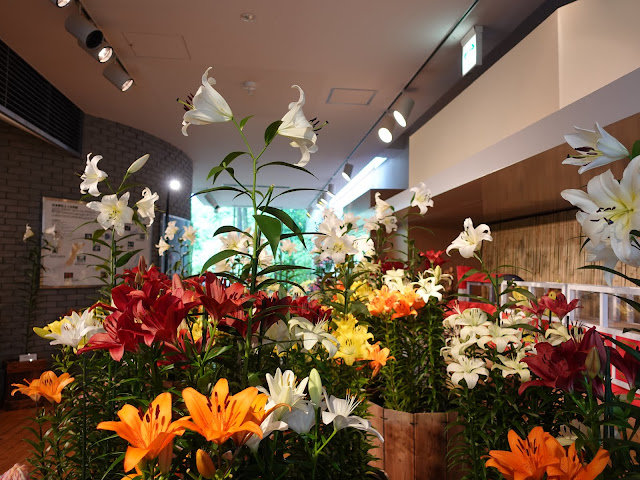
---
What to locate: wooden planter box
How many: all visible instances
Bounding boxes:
[368,403,463,480]
[2,359,49,410]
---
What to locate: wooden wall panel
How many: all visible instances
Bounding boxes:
[482,210,640,287]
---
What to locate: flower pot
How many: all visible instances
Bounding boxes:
[368,403,464,480]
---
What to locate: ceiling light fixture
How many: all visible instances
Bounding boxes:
[327,183,336,198]
[103,63,134,91]
[78,40,113,63]
[64,13,103,49]
[393,95,414,128]
[169,179,181,191]
[240,12,256,22]
[341,163,353,182]
[50,0,72,7]
[377,114,395,143]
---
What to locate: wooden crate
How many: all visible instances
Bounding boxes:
[2,359,49,410]
[368,403,463,480]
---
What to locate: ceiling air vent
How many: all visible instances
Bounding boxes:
[0,37,83,154]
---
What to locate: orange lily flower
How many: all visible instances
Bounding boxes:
[367,343,394,377]
[486,427,563,480]
[181,378,264,445]
[546,444,609,480]
[11,370,74,403]
[97,392,192,472]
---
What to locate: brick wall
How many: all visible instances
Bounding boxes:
[0,115,192,365]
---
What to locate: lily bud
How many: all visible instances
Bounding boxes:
[585,347,601,380]
[309,368,322,407]
[126,153,150,174]
[196,449,216,479]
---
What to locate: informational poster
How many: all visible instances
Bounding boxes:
[41,197,152,288]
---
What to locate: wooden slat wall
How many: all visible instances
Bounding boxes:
[368,404,462,480]
[482,210,640,287]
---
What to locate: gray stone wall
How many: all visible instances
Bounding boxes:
[0,115,192,365]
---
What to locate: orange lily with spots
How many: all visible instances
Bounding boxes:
[546,444,609,480]
[97,392,192,473]
[11,370,74,403]
[181,378,264,445]
[485,427,563,480]
[367,343,394,378]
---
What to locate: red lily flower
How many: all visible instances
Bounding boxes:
[420,249,447,267]
[610,346,640,390]
[195,273,249,322]
[538,293,580,320]
[254,291,292,332]
[519,340,588,395]
[521,300,547,319]
[78,311,142,361]
[380,261,406,274]
[291,296,332,324]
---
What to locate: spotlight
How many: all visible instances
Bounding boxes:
[393,95,414,128]
[103,63,134,91]
[78,40,113,63]
[169,179,181,191]
[377,115,395,143]
[327,183,335,198]
[65,13,103,49]
[341,163,353,182]
[306,211,312,218]
[50,0,72,6]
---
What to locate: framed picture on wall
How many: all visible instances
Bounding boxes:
[40,197,152,288]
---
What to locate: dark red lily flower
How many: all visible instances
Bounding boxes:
[78,312,142,361]
[161,328,204,366]
[611,346,640,390]
[521,300,547,319]
[519,340,588,395]
[135,294,197,346]
[538,293,580,320]
[420,250,447,268]
[291,296,332,324]
[120,256,169,288]
[380,261,406,274]
[254,291,292,332]
[219,308,260,338]
[196,273,249,322]
[578,327,607,376]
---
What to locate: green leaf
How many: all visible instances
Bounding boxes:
[264,120,283,146]
[206,165,225,180]
[212,225,246,238]
[193,185,249,197]
[254,214,282,256]
[632,140,640,160]
[239,115,253,130]
[115,249,142,268]
[579,265,640,288]
[271,187,324,201]
[260,206,307,247]
[257,264,310,277]
[256,161,317,178]
[201,249,242,273]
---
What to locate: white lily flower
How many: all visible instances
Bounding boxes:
[410,182,434,215]
[181,225,197,245]
[476,323,521,353]
[414,274,444,302]
[382,269,406,291]
[280,239,298,255]
[450,308,492,339]
[182,67,233,136]
[220,230,250,253]
[214,259,232,273]
[446,354,489,389]
[135,187,159,226]
[126,153,150,174]
[277,85,318,167]
[48,309,104,349]
[379,215,398,234]
[44,225,56,236]
[285,402,316,434]
[544,322,577,346]
[86,192,134,236]
[245,412,289,452]
[258,248,273,268]
[584,240,619,286]
[562,123,629,174]
[156,237,170,256]
[441,336,477,359]
[321,392,383,442]
[80,153,108,197]
[561,155,640,267]
[322,231,359,264]
[343,212,360,226]
[23,224,34,241]
[374,193,394,220]
[493,352,530,382]
[258,368,309,420]
[264,320,296,354]
[363,217,380,233]
[288,317,338,358]
[446,218,492,258]
[164,221,179,241]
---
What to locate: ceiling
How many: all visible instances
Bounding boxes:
[0,0,548,208]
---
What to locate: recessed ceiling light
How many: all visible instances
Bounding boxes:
[240,12,256,22]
